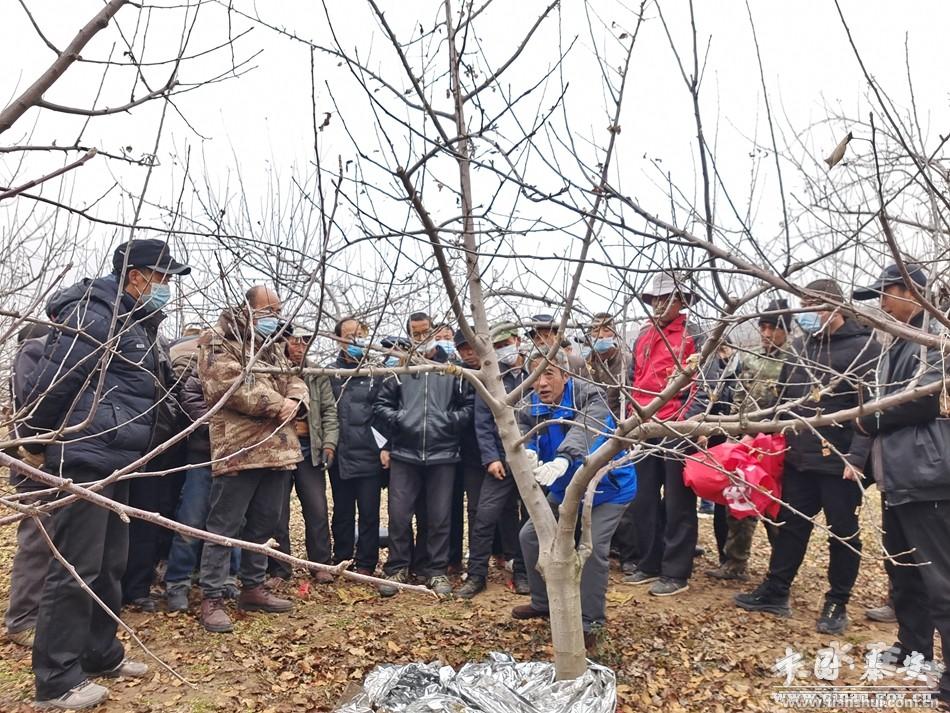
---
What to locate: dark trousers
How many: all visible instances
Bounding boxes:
[713,504,729,562]
[884,500,950,698]
[384,460,455,577]
[122,474,165,602]
[765,468,862,604]
[164,466,239,590]
[269,458,331,578]
[199,469,289,599]
[411,490,430,575]
[330,468,382,571]
[33,476,130,701]
[5,485,55,635]
[154,469,185,563]
[631,452,698,580]
[466,469,526,578]
[611,503,640,565]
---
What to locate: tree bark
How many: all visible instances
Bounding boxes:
[0,0,128,135]
[539,543,587,680]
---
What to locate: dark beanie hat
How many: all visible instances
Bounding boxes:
[758,298,790,330]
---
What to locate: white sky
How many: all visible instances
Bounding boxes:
[1,1,948,341]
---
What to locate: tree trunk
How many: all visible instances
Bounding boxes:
[539,541,588,680]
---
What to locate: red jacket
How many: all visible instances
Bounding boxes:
[630,313,702,421]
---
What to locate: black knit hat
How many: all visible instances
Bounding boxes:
[758,298,790,330]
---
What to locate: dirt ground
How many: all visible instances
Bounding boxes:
[0,489,934,712]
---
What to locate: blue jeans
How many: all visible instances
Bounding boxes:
[164,467,239,589]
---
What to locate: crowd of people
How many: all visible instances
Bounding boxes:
[2,239,949,710]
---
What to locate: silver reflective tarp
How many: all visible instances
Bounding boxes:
[334,653,616,713]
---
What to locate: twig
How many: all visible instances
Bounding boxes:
[0,148,97,200]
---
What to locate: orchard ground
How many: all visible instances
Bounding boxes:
[1,489,921,712]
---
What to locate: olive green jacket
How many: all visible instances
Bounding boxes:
[302,361,339,465]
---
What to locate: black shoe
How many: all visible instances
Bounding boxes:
[165,587,189,613]
[512,573,531,595]
[128,596,157,613]
[620,560,638,575]
[694,546,706,558]
[455,576,486,600]
[649,577,689,597]
[734,582,791,617]
[622,569,659,586]
[816,602,848,635]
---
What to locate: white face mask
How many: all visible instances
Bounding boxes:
[495,344,520,367]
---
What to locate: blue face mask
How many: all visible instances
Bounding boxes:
[346,339,369,360]
[255,316,280,337]
[581,346,592,360]
[796,312,823,334]
[434,340,456,357]
[593,337,617,354]
[384,356,400,368]
[140,283,171,312]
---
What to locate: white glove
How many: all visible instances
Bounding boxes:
[533,457,570,487]
[523,448,539,471]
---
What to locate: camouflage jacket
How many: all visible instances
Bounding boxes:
[735,347,786,413]
[197,308,309,476]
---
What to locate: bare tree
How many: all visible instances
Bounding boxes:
[3,0,950,695]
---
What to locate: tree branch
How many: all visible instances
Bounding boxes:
[0,0,129,135]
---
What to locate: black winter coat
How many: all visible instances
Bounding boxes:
[851,313,950,506]
[180,369,210,461]
[22,275,175,475]
[474,367,525,467]
[779,318,881,476]
[373,366,474,466]
[458,378,482,466]
[329,354,382,479]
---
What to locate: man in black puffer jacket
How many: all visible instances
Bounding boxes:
[851,263,950,707]
[21,239,190,711]
[373,312,474,597]
[327,317,383,576]
[736,279,881,636]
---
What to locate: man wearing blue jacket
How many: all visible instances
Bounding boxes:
[511,350,637,648]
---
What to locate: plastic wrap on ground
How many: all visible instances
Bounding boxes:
[333,652,616,713]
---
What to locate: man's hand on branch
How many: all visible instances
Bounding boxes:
[323,447,335,467]
[843,464,863,482]
[533,457,569,487]
[486,461,506,480]
[380,450,391,469]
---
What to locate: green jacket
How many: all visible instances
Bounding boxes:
[735,348,785,412]
[302,364,340,466]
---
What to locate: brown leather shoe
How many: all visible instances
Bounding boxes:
[200,598,233,633]
[511,604,550,621]
[238,585,293,613]
[312,570,334,585]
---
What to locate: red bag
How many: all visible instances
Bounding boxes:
[682,434,786,519]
